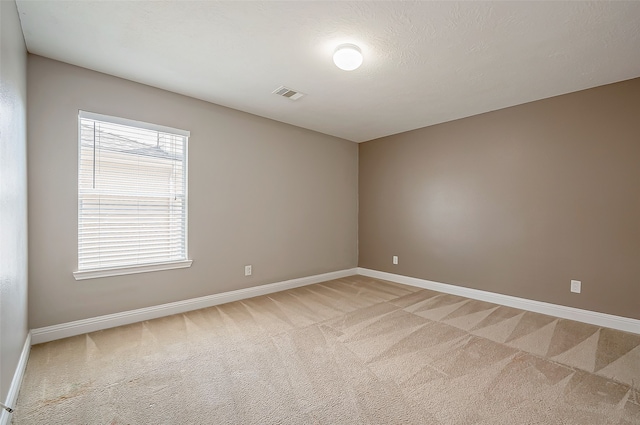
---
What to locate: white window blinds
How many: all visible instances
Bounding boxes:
[78,111,189,272]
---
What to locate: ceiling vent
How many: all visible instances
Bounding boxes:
[272,86,305,100]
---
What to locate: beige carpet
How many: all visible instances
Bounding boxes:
[13,276,640,424]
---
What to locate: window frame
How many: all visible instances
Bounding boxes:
[73,110,192,280]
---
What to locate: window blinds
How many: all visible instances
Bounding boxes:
[78,111,189,271]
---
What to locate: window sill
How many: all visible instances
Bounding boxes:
[73,260,193,280]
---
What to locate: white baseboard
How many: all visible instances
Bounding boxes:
[31,268,358,345]
[357,268,640,335]
[0,332,31,425]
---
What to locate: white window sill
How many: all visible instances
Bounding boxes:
[73,260,193,280]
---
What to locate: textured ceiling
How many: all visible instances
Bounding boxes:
[15,1,640,142]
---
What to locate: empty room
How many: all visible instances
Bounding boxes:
[1,1,640,424]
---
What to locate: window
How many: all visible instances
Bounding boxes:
[73,111,191,280]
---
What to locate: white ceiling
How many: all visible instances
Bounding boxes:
[15,1,640,143]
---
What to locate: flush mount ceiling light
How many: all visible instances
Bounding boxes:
[333,43,363,71]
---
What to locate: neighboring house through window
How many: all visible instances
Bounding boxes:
[73,111,192,280]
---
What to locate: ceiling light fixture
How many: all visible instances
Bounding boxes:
[333,43,363,71]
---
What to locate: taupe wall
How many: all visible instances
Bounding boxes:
[28,55,358,329]
[359,77,640,320]
[0,0,29,401]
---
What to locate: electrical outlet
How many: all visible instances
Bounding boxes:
[392,256,398,265]
[245,265,252,276]
[570,280,581,294]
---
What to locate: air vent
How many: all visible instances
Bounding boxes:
[272,86,305,100]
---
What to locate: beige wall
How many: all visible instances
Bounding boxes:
[0,0,29,401]
[359,77,640,320]
[28,55,358,329]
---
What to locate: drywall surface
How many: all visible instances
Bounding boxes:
[359,77,640,320]
[15,1,640,142]
[0,0,29,400]
[27,55,358,328]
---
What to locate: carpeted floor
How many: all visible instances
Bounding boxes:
[13,276,640,424]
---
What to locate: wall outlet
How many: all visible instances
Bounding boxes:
[570,280,581,293]
[244,265,252,276]
[392,255,398,265]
